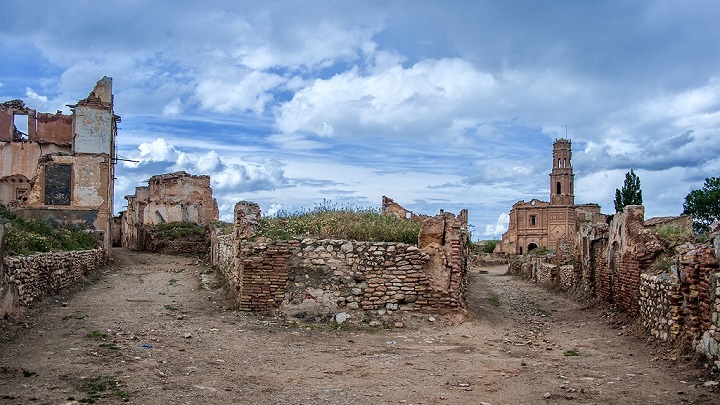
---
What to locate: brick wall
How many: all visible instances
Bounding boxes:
[1,249,104,314]
[514,206,720,366]
[216,201,469,318]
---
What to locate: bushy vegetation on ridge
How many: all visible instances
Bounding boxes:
[155,221,206,239]
[256,201,422,244]
[0,204,98,255]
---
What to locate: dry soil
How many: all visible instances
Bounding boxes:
[1,248,718,404]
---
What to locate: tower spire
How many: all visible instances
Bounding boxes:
[550,138,574,205]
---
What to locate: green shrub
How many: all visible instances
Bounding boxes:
[155,222,205,239]
[529,247,554,256]
[0,204,98,255]
[256,201,422,244]
[480,240,499,253]
[210,220,233,235]
[655,225,695,243]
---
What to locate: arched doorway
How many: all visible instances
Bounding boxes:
[527,242,539,252]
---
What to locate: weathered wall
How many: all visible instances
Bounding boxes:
[209,227,233,274]
[0,77,117,255]
[133,225,208,256]
[0,248,105,316]
[606,206,664,314]
[381,195,428,222]
[0,142,68,181]
[217,201,469,319]
[514,206,720,367]
[122,171,218,251]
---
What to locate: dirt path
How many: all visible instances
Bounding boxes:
[1,249,718,404]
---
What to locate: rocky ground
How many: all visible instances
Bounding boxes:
[1,248,719,404]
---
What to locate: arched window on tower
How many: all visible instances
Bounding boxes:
[563,158,566,168]
[556,182,561,194]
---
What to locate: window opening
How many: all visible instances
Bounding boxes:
[556,182,561,194]
[13,114,29,140]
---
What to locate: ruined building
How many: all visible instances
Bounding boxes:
[211,200,469,318]
[121,171,218,251]
[495,139,602,261]
[0,77,118,254]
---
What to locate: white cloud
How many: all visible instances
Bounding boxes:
[133,138,180,164]
[162,98,183,116]
[265,203,283,217]
[123,138,288,194]
[194,68,285,114]
[25,87,48,103]
[485,213,509,237]
[276,58,497,139]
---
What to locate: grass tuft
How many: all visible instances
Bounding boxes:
[256,200,421,244]
[0,204,99,255]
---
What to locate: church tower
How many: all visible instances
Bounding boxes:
[550,138,574,205]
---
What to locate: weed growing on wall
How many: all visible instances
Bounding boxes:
[256,200,422,244]
[655,225,696,243]
[155,221,205,239]
[0,204,99,255]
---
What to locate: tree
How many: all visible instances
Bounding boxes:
[614,169,643,212]
[682,177,720,234]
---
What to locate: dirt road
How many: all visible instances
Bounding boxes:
[1,249,718,404]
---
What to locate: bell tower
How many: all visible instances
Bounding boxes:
[550,138,574,205]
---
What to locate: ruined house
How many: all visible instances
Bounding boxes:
[211,200,469,319]
[121,171,218,251]
[0,77,118,254]
[495,139,603,261]
[382,196,429,222]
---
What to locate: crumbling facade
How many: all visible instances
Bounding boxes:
[496,139,603,262]
[121,171,219,251]
[382,196,429,222]
[0,77,118,254]
[211,200,469,320]
[510,206,720,367]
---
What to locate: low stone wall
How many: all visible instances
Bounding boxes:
[1,249,104,312]
[135,226,208,256]
[145,239,208,255]
[508,255,548,280]
[209,229,233,274]
[696,273,720,365]
[639,273,682,341]
[220,201,469,320]
[234,238,459,317]
[537,262,555,285]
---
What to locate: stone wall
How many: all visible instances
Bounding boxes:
[209,227,233,274]
[513,206,720,367]
[121,171,219,251]
[639,273,682,341]
[216,201,469,319]
[696,272,720,364]
[1,249,104,315]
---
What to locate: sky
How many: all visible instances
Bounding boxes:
[1,1,719,240]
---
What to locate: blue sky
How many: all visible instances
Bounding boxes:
[2,1,719,239]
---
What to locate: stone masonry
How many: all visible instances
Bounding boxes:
[0,248,104,316]
[212,201,469,319]
[509,206,720,367]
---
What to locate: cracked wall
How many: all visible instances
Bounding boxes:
[122,171,219,251]
[0,77,117,254]
[212,200,469,319]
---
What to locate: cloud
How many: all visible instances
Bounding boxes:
[122,138,289,194]
[193,68,285,114]
[485,213,509,237]
[275,58,497,139]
